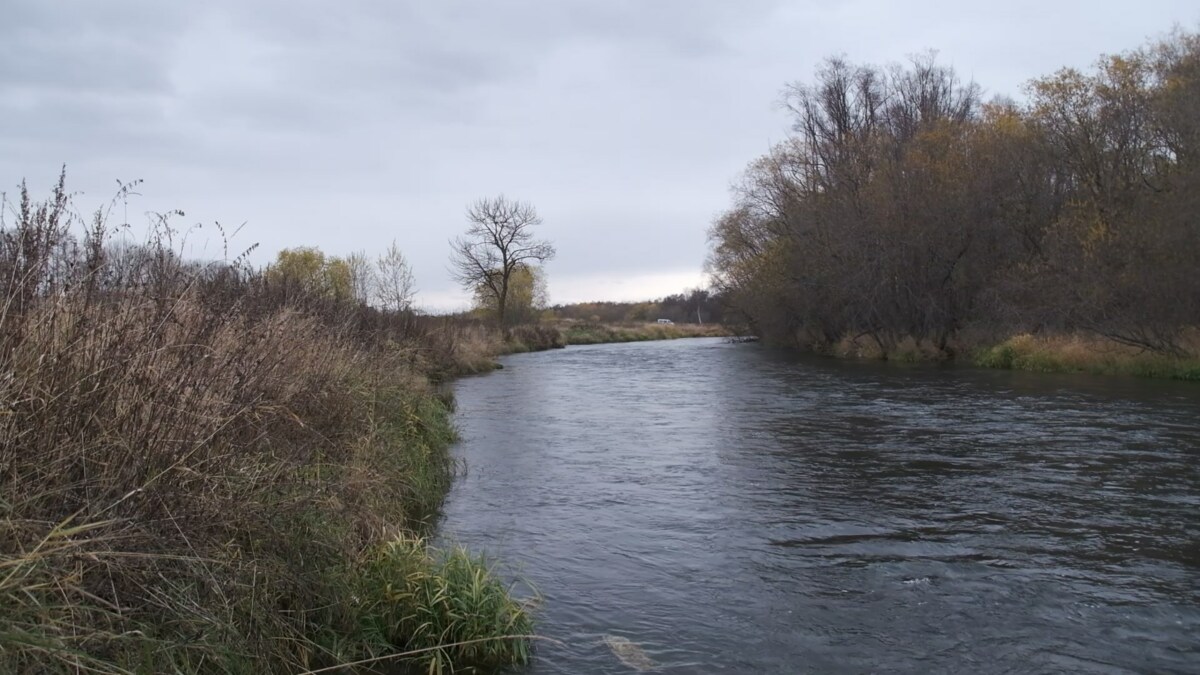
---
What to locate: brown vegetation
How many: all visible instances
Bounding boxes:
[546,288,726,326]
[0,176,532,673]
[707,31,1200,375]
[555,320,731,345]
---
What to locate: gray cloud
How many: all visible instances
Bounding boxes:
[0,2,182,93]
[2,0,1197,308]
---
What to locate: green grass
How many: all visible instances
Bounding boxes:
[370,386,461,526]
[353,536,536,674]
[974,342,1020,370]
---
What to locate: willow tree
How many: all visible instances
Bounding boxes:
[266,247,355,302]
[449,196,555,325]
[473,263,548,324]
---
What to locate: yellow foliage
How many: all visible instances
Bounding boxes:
[267,247,355,301]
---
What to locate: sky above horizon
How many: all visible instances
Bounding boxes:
[3,1,1196,311]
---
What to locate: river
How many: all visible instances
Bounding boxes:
[439,337,1200,674]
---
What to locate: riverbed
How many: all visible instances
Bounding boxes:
[440,338,1200,674]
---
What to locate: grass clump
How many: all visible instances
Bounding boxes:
[354,536,535,674]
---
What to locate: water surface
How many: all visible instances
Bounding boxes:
[440,338,1200,674]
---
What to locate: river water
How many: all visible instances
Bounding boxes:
[439,338,1200,674]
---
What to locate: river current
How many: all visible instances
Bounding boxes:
[439,338,1200,674]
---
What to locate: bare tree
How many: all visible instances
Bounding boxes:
[372,240,416,311]
[345,251,372,304]
[449,196,555,325]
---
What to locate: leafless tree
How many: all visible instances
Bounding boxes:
[372,240,416,311]
[449,196,555,325]
[345,251,372,304]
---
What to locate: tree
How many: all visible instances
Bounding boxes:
[449,196,555,325]
[708,32,1200,357]
[473,263,547,324]
[345,251,373,305]
[372,240,416,312]
[266,247,353,301]
[1021,38,1200,354]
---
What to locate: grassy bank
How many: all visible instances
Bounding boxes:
[0,182,533,673]
[556,321,731,346]
[818,329,1200,380]
[448,321,732,370]
[972,333,1200,381]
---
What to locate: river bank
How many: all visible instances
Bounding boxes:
[971,332,1200,380]
[496,321,732,356]
[0,187,535,674]
[493,320,1199,382]
[1,303,536,674]
[554,320,731,346]
[2,313,540,674]
[800,330,1200,381]
[0,290,729,672]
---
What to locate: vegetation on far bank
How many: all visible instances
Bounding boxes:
[545,288,726,326]
[555,320,731,346]
[707,30,1200,380]
[0,178,533,674]
[972,333,1200,381]
[826,329,1200,380]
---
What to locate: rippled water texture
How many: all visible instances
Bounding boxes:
[440,338,1200,674]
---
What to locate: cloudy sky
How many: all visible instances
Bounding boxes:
[2,1,1196,310]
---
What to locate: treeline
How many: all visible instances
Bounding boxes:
[548,288,725,324]
[708,30,1200,359]
[0,176,531,673]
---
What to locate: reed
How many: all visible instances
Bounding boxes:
[354,536,536,674]
[0,175,533,673]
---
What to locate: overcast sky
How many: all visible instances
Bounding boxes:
[2,1,1196,310]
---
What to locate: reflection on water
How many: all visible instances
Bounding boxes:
[440,338,1200,674]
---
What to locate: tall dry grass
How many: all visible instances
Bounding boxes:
[0,175,532,673]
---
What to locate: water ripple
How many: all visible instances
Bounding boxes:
[440,339,1200,674]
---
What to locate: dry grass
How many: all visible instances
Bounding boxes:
[825,328,1200,381]
[557,320,731,345]
[974,331,1200,380]
[406,317,508,379]
[0,175,533,673]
